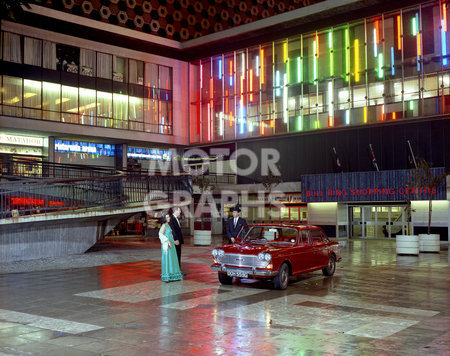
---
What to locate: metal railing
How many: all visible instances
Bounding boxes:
[0,174,192,219]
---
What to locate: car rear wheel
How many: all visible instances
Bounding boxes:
[322,254,336,276]
[273,263,289,290]
[218,273,233,285]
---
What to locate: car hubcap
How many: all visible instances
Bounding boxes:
[329,258,335,273]
[282,269,288,286]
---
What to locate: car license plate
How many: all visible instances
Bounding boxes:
[227,269,248,278]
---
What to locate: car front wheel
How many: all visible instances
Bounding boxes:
[322,254,336,276]
[218,273,233,285]
[273,263,289,290]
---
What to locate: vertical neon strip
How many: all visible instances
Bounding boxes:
[392,111,396,120]
[328,81,333,127]
[297,57,301,83]
[397,15,402,51]
[443,26,448,66]
[240,75,244,103]
[412,16,417,36]
[260,49,265,84]
[444,4,448,31]
[219,111,223,136]
[239,102,244,134]
[354,39,360,82]
[261,118,265,135]
[200,63,203,88]
[391,46,395,75]
[417,32,421,71]
[276,70,280,96]
[210,78,213,99]
[218,59,222,79]
[249,69,253,101]
[363,106,367,123]
[297,115,302,131]
[329,30,334,77]
[207,102,211,141]
[381,104,384,121]
[283,74,288,124]
[313,40,317,81]
[377,53,384,78]
[345,109,350,125]
[345,28,350,82]
[225,90,229,112]
[409,100,414,110]
[229,60,233,86]
[230,111,233,127]
[375,20,380,44]
[373,28,378,57]
[283,42,287,63]
[256,55,259,76]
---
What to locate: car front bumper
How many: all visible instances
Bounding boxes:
[211,264,278,277]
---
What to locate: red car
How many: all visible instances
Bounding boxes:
[211,224,341,290]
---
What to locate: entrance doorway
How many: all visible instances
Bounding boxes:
[349,205,408,238]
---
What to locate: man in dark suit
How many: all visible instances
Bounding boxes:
[169,206,184,269]
[225,205,247,244]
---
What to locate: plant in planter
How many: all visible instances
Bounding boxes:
[409,158,447,252]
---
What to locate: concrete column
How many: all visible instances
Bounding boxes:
[115,143,127,170]
[47,136,55,163]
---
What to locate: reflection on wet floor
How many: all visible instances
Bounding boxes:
[0,240,448,355]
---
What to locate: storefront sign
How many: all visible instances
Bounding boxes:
[0,134,44,147]
[55,140,115,156]
[127,147,172,161]
[301,169,446,202]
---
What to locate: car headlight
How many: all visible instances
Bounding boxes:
[212,249,218,257]
[264,253,272,261]
[258,252,271,261]
[217,249,225,257]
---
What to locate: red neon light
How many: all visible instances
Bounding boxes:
[208,103,211,141]
[381,104,385,121]
[225,89,229,112]
[249,69,253,101]
[240,75,244,104]
[397,15,402,50]
[196,91,200,135]
[210,78,213,100]
[375,20,380,44]
[328,116,333,127]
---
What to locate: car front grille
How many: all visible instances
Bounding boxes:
[218,253,268,268]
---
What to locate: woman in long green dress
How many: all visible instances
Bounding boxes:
[158,214,183,282]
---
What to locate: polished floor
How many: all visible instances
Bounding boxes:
[0,239,448,356]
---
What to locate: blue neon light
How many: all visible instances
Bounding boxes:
[442,23,448,66]
[391,46,395,76]
[219,59,222,79]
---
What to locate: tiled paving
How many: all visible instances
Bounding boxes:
[0,239,448,355]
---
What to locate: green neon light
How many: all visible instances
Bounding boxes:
[412,17,417,36]
[345,28,350,82]
[329,30,334,77]
[313,40,317,82]
[297,115,302,131]
[377,53,384,78]
[286,60,290,84]
[409,100,414,110]
[297,57,302,83]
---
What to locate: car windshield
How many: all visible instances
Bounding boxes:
[238,226,297,245]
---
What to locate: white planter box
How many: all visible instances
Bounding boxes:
[193,230,211,245]
[396,235,419,255]
[419,234,440,253]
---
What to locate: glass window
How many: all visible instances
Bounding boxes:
[97,91,112,118]
[113,92,128,129]
[24,37,42,67]
[2,76,23,116]
[61,85,79,124]
[3,32,21,63]
[23,79,41,119]
[145,62,158,87]
[79,88,96,125]
[144,96,157,132]
[97,53,112,79]
[159,65,172,90]
[299,230,309,244]
[129,59,144,84]
[42,81,60,121]
[43,41,57,70]
[113,56,127,83]
[80,49,96,77]
[310,229,323,243]
[56,44,79,73]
